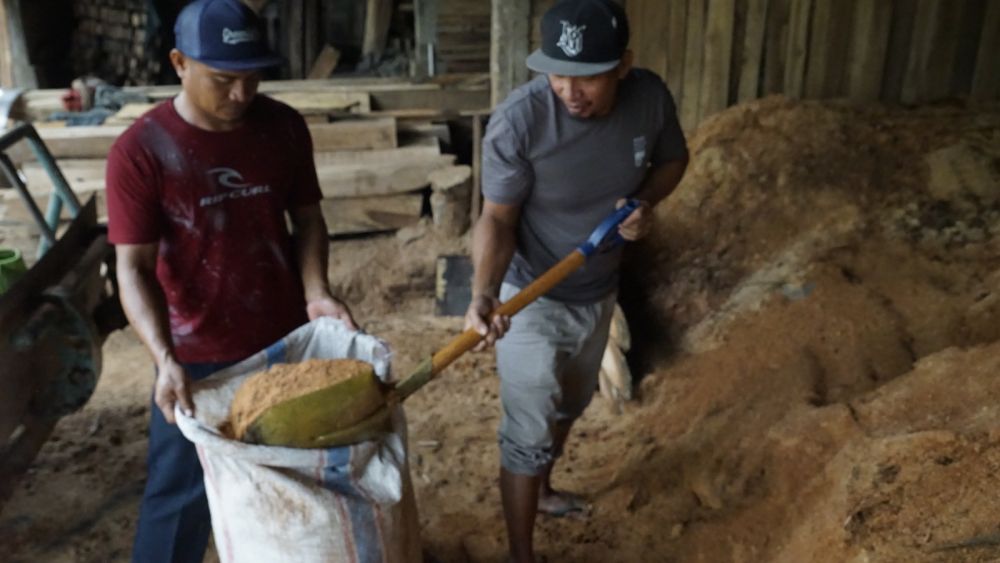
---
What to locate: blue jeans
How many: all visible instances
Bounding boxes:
[131,360,237,563]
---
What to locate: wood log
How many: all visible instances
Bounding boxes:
[320,193,425,236]
[316,154,455,198]
[307,45,342,80]
[309,117,397,151]
[429,164,471,236]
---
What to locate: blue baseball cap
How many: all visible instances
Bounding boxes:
[174,0,283,71]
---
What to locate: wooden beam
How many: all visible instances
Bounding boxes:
[285,0,304,79]
[783,0,812,98]
[680,0,707,130]
[804,0,854,98]
[362,0,394,60]
[880,0,917,102]
[8,125,127,162]
[845,0,893,101]
[762,0,790,95]
[699,0,737,119]
[320,193,425,236]
[316,154,454,198]
[309,118,398,151]
[491,0,531,107]
[902,0,966,103]
[666,0,688,101]
[971,0,1000,100]
[307,45,341,80]
[304,0,320,75]
[737,0,769,102]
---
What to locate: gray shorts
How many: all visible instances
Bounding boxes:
[496,282,616,476]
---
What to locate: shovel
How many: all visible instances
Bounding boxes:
[244,199,642,448]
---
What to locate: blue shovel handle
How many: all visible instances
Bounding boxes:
[577,199,642,257]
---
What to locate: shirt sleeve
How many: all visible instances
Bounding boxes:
[105,139,163,245]
[288,112,323,208]
[650,85,688,166]
[481,112,533,206]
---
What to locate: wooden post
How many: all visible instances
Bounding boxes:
[737,0,769,103]
[783,0,812,98]
[304,0,319,75]
[680,0,706,130]
[666,0,688,101]
[363,0,394,61]
[285,0,304,79]
[971,0,1000,100]
[414,0,439,77]
[845,0,893,101]
[699,0,736,119]
[471,112,485,224]
[491,0,531,107]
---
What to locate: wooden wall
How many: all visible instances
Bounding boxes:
[626,0,1000,131]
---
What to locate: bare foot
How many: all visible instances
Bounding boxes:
[537,490,590,519]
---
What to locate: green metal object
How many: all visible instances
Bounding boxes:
[0,248,26,294]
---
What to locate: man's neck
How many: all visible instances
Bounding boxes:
[173,92,245,132]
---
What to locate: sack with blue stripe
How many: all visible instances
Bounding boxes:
[176,317,421,563]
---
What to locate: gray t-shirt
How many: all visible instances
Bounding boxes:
[482,68,687,304]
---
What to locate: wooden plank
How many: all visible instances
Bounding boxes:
[804,0,854,98]
[738,0,769,102]
[307,45,342,80]
[316,154,455,198]
[414,0,439,76]
[971,0,1000,99]
[269,91,370,113]
[902,0,965,103]
[762,0,790,95]
[471,113,484,222]
[845,0,893,101]
[699,0,737,118]
[951,0,987,96]
[7,126,127,162]
[666,0,688,101]
[783,0,812,98]
[681,0,707,130]
[320,193,425,236]
[881,0,918,102]
[20,159,105,192]
[491,0,531,107]
[362,0,394,59]
[309,118,398,151]
[312,143,441,168]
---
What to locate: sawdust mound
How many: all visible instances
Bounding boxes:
[227,358,373,441]
[608,96,1000,562]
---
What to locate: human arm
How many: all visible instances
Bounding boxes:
[115,243,192,424]
[617,153,689,240]
[464,200,521,349]
[288,203,357,330]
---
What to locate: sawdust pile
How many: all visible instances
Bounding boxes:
[227,358,373,440]
[607,96,1000,562]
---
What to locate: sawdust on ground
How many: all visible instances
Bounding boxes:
[1,96,999,563]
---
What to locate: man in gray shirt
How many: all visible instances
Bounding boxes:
[464,0,689,561]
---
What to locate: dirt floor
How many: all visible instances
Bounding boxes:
[2,95,999,562]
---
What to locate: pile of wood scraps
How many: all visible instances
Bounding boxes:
[0,75,490,239]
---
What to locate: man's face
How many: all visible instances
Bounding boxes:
[171,50,261,128]
[547,52,632,119]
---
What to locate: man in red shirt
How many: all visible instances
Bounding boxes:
[105,1,355,560]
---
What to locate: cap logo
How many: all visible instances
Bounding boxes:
[557,21,587,57]
[222,27,259,45]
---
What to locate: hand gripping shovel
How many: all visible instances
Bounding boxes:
[244,200,642,448]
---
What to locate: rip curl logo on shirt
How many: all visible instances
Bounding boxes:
[222,27,260,45]
[557,21,587,57]
[200,167,272,207]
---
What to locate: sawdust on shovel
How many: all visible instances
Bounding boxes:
[225,358,373,441]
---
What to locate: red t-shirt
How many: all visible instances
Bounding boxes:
[106,96,322,363]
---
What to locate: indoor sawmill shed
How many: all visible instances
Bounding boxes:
[0,0,998,562]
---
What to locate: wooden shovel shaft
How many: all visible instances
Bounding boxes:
[395,250,586,400]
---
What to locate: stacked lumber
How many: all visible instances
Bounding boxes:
[72,0,160,86]
[1,108,472,238]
